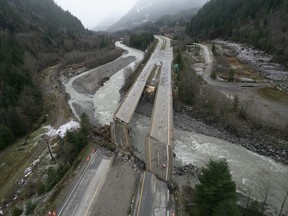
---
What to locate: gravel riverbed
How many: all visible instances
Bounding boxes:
[174,105,288,166]
[135,98,288,166]
[72,56,136,95]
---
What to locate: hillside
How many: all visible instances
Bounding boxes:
[93,11,125,31]
[0,0,116,150]
[186,0,288,66]
[109,0,207,31]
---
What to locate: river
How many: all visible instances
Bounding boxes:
[63,42,288,215]
[63,42,144,124]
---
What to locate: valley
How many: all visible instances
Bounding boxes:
[0,0,288,216]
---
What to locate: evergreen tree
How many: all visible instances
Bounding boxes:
[196,159,238,216]
[186,0,288,66]
[212,200,240,216]
[129,33,154,50]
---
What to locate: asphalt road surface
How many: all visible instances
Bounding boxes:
[57,150,113,216]
[149,37,173,145]
[146,136,173,181]
[114,36,164,124]
[132,171,175,216]
[146,36,174,181]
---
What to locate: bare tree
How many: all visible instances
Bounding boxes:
[262,182,271,214]
[242,190,252,216]
[279,189,288,216]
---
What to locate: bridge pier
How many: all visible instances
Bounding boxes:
[111,118,132,152]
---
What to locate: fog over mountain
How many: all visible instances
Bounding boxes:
[109,0,208,31]
[93,11,125,31]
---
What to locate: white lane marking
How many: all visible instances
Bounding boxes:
[58,151,97,216]
[84,157,113,216]
[71,203,79,216]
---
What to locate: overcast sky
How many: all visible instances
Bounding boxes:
[54,0,137,29]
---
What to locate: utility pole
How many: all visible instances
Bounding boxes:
[44,135,54,161]
[262,183,270,214]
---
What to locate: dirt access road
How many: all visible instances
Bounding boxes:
[197,42,288,130]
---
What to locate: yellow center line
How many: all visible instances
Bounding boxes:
[166,38,173,181]
[148,137,152,171]
[153,176,157,193]
[137,172,147,216]
[165,145,169,181]
[84,158,113,216]
[167,91,171,146]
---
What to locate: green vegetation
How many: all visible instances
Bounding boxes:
[130,8,199,36]
[228,69,235,82]
[256,87,288,105]
[129,32,154,50]
[12,207,23,216]
[212,44,216,53]
[246,200,262,216]
[121,40,157,92]
[196,159,239,216]
[25,201,37,215]
[187,0,288,66]
[211,70,217,80]
[58,114,90,164]
[0,0,117,151]
[45,166,59,191]
[174,52,184,71]
[174,52,200,105]
[41,114,90,193]
[0,125,15,150]
[0,33,42,150]
[36,180,46,195]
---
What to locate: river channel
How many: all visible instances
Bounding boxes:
[63,42,288,215]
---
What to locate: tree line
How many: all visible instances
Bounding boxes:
[0,0,117,151]
[0,33,42,150]
[129,32,154,50]
[186,0,288,66]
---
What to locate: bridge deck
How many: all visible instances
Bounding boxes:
[114,37,164,124]
[146,36,174,181]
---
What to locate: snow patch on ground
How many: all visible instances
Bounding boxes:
[44,120,80,138]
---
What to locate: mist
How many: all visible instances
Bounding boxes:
[54,0,208,29]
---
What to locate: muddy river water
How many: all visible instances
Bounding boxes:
[64,43,288,215]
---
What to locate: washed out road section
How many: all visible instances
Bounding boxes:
[88,158,139,216]
[132,171,175,216]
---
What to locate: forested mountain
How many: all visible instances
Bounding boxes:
[109,0,207,31]
[186,0,288,66]
[0,0,114,150]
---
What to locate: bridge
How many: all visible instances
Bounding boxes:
[111,36,174,181]
[145,36,174,181]
[111,36,164,151]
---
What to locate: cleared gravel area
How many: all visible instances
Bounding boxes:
[72,56,136,95]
